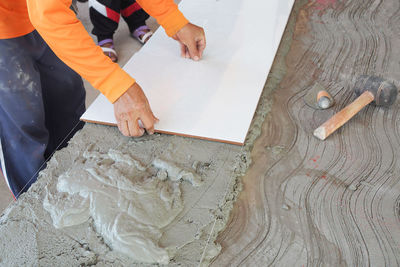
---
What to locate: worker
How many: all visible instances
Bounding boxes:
[0,0,206,199]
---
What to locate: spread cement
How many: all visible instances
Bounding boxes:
[0,104,267,266]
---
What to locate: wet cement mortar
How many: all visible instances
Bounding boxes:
[0,2,301,266]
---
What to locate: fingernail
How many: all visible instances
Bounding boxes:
[194,56,199,61]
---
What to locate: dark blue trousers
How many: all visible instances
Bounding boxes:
[0,31,86,198]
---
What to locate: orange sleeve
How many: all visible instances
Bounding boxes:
[26,0,135,103]
[136,0,189,37]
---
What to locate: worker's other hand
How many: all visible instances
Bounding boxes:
[172,23,206,61]
[113,83,158,137]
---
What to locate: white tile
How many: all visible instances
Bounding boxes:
[81,0,294,145]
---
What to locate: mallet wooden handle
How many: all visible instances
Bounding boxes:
[314,91,375,140]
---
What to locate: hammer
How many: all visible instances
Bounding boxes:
[314,75,398,140]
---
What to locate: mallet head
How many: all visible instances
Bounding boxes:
[354,75,398,107]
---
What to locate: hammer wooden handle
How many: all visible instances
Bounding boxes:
[314,91,374,140]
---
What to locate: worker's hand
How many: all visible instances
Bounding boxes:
[172,23,206,61]
[113,83,158,137]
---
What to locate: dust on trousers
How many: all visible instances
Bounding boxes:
[0,30,85,198]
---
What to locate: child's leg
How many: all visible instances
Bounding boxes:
[89,0,122,61]
[121,1,152,43]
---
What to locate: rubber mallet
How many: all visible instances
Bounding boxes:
[314,75,398,140]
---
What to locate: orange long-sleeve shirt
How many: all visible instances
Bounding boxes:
[0,0,188,103]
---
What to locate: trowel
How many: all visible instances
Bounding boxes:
[304,83,334,109]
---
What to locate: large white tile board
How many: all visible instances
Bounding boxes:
[81,0,294,145]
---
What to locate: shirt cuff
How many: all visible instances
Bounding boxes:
[98,67,136,103]
[159,8,189,37]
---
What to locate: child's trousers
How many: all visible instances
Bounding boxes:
[89,0,150,42]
